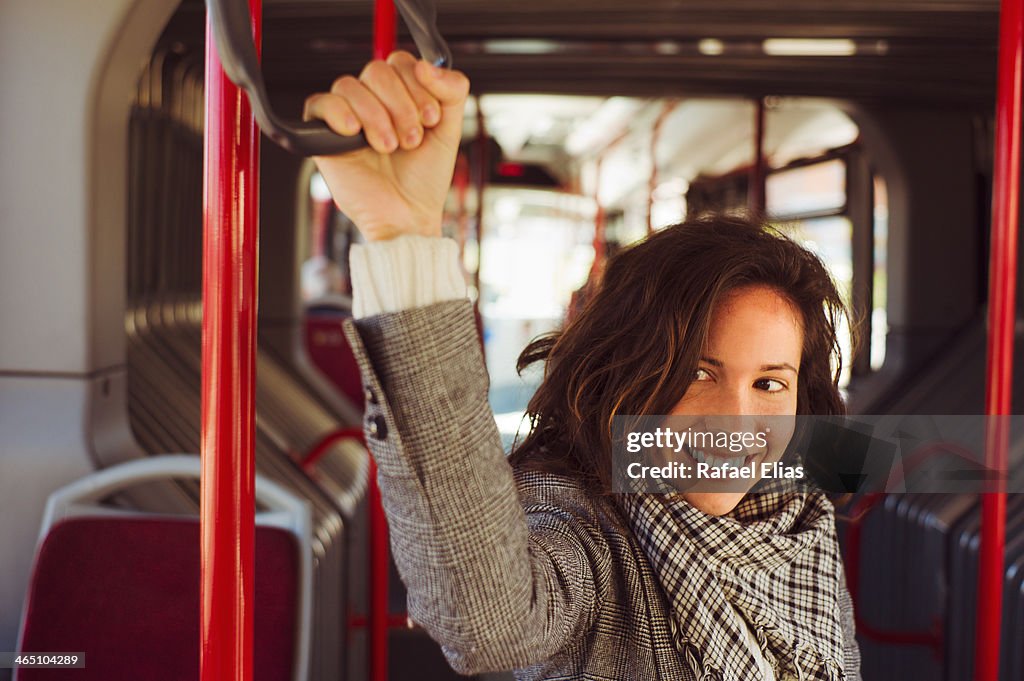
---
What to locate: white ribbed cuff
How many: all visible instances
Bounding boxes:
[350,235,468,318]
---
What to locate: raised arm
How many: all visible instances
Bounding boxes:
[307,53,609,673]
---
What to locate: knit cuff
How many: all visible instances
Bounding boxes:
[350,235,468,318]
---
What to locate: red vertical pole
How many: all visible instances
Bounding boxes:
[311,196,332,259]
[373,0,396,60]
[588,131,628,281]
[453,153,470,261]
[975,0,1022,679]
[370,5,395,681]
[475,101,487,297]
[200,1,261,680]
[367,456,388,681]
[647,100,678,235]
[472,101,489,353]
[591,155,605,278]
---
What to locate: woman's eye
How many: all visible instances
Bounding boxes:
[754,378,786,393]
[694,368,713,381]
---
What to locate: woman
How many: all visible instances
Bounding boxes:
[305,52,862,681]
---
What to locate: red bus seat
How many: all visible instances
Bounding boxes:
[14,455,312,681]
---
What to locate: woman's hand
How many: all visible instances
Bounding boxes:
[304,51,470,241]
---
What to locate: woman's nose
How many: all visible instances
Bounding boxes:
[709,386,754,416]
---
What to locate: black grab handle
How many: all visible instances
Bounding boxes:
[205,0,453,156]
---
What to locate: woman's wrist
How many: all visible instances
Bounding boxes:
[356,208,443,242]
[362,222,442,242]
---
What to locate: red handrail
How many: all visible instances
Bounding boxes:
[301,427,366,470]
[841,440,985,652]
[843,492,944,651]
[976,0,1023,678]
[199,1,261,680]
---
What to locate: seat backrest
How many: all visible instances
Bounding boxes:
[305,305,365,412]
[17,518,298,681]
[14,455,312,681]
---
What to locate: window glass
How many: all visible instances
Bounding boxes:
[767,156,859,386]
[872,175,890,370]
[300,171,352,305]
[479,188,596,447]
[772,213,854,388]
[766,158,846,217]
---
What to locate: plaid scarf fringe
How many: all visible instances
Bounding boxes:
[675,629,845,681]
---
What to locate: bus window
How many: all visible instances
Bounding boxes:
[301,171,357,306]
[872,174,890,371]
[479,187,595,446]
[767,158,854,386]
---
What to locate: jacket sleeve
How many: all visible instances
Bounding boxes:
[343,299,608,674]
[837,559,862,681]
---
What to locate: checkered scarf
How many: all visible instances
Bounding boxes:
[620,490,846,681]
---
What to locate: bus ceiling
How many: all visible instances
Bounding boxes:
[162,0,998,105]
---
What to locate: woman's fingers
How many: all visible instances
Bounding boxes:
[303,92,361,135]
[386,51,442,128]
[359,58,426,150]
[329,74,402,153]
[303,52,469,154]
[413,60,471,143]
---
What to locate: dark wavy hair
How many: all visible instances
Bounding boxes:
[509,214,853,495]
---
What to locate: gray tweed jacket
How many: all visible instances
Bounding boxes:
[343,299,862,680]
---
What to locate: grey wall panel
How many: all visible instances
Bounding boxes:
[0,0,176,374]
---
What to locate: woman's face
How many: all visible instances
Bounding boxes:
[669,284,803,515]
